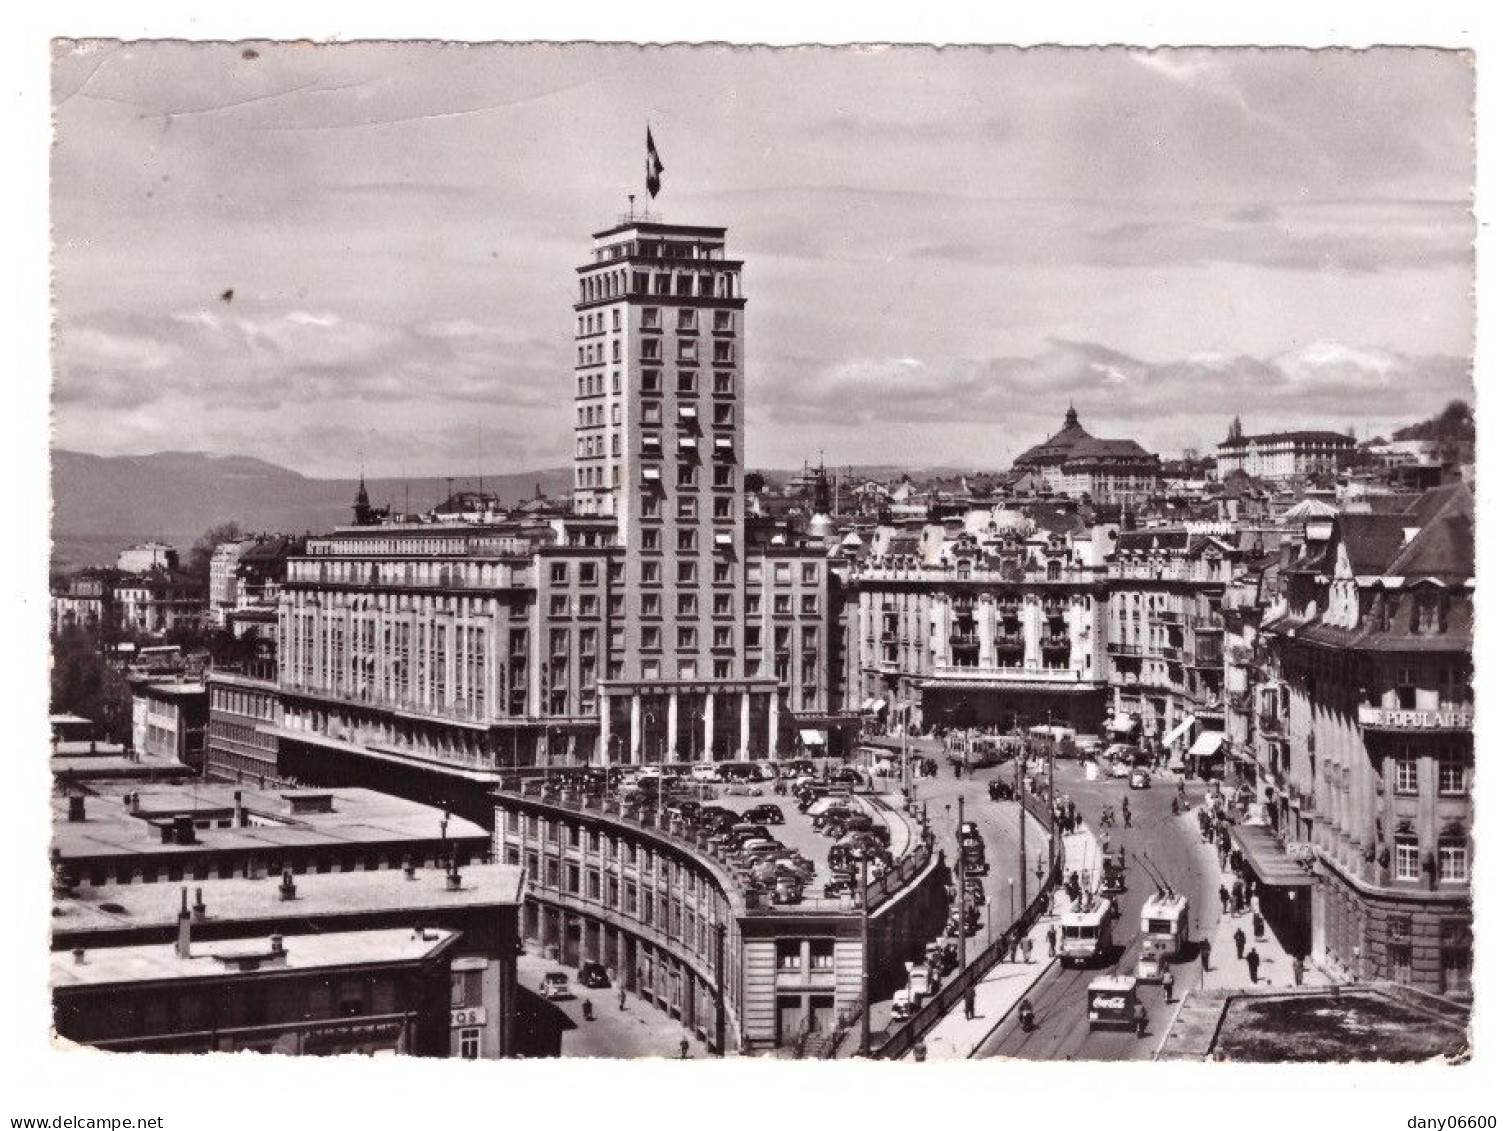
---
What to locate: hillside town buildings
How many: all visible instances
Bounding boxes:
[1216,418,1356,482]
[1011,407,1162,503]
[50,197,1476,1050]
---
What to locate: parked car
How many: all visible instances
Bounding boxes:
[1107,760,1132,780]
[691,763,720,783]
[830,767,865,786]
[780,759,817,779]
[715,763,763,784]
[746,804,785,825]
[1129,768,1152,790]
[577,962,611,989]
[540,972,571,1000]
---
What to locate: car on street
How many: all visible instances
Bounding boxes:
[577,961,611,989]
[1107,760,1132,779]
[540,972,571,1000]
[830,767,866,786]
[746,803,785,825]
[1129,768,1151,790]
[691,763,720,782]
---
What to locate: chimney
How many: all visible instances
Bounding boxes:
[192,886,207,921]
[446,861,462,892]
[175,887,192,959]
[270,934,285,957]
[233,790,246,827]
[278,868,297,901]
[67,794,86,823]
[71,947,86,966]
[404,858,417,881]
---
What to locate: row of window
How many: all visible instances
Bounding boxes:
[1392,834,1468,882]
[642,339,736,365]
[575,368,740,401]
[577,270,740,304]
[1392,749,1468,795]
[639,495,739,526]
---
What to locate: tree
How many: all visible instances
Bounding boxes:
[186,521,245,579]
[744,471,767,495]
[50,625,134,745]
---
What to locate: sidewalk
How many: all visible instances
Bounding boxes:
[1157,812,1333,1059]
[923,831,1102,1059]
[1186,815,1333,994]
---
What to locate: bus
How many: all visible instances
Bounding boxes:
[1139,892,1190,963]
[1059,899,1115,966]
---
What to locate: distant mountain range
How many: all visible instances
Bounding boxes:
[50,449,972,568]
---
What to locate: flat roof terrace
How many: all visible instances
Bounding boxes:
[53,926,459,989]
[53,862,525,940]
[53,784,489,862]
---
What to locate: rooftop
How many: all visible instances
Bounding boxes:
[53,862,525,938]
[53,784,488,861]
[53,926,459,989]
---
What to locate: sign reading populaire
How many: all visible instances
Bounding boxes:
[1359,706,1472,730]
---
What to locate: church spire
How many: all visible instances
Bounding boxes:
[1065,403,1079,429]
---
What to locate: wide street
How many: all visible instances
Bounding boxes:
[973,758,1218,1061]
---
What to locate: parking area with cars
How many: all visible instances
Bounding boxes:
[514,761,916,909]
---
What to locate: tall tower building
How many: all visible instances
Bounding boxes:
[574,217,770,761]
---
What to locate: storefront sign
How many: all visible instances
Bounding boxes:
[451,1007,488,1028]
[1358,706,1473,731]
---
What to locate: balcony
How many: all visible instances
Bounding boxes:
[1227,689,1252,712]
[949,633,980,649]
[928,664,1100,687]
[1357,704,1473,733]
[1151,611,1184,627]
[1258,712,1289,739]
[993,632,1024,649]
[1041,634,1071,651]
[1106,641,1140,657]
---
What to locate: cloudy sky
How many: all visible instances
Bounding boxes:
[51,43,1475,477]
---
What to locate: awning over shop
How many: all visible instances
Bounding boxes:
[861,698,886,713]
[799,728,826,747]
[1162,715,1196,749]
[1228,822,1316,887]
[1189,730,1227,761]
[1110,712,1136,734]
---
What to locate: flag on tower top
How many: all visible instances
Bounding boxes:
[646,127,665,199]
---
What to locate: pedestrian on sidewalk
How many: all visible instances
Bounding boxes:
[1218,885,1230,915]
[1245,948,1261,985]
[1293,955,1305,985]
[1008,931,1020,963]
[964,986,977,1020]
[1134,1001,1149,1038]
[679,1036,691,1059]
[1234,926,1247,960]
[1252,911,1265,940]
[1047,924,1058,958]
[1198,938,1211,971]
[618,986,628,1011]
[1162,967,1175,1004]
[912,1042,928,1061]
[1219,846,1230,872]
[1023,936,1035,962]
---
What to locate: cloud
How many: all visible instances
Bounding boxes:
[54,306,563,414]
[761,339,1473,438]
